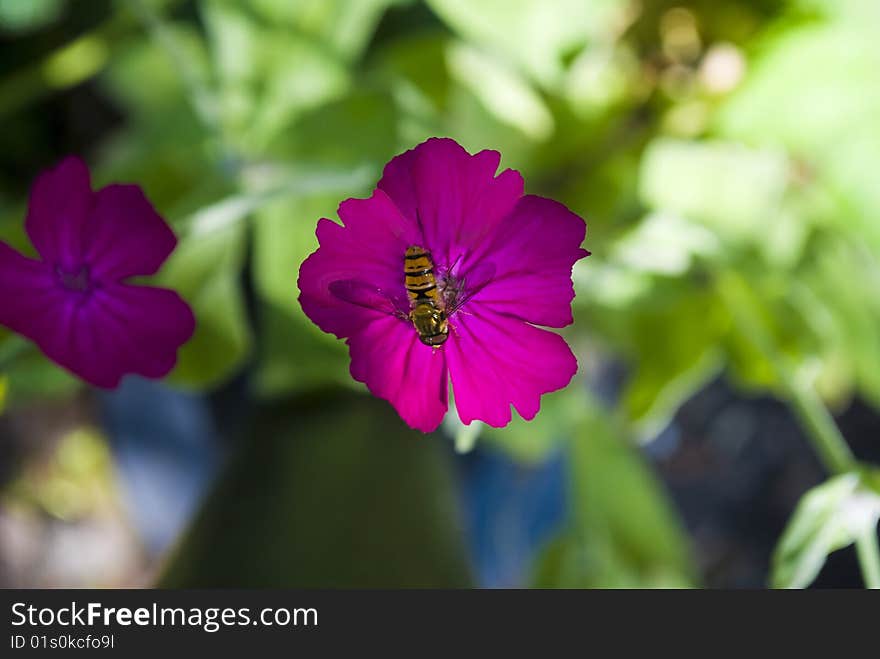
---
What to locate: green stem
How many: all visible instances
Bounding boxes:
[717,272,880,588]
[126,0,219,137]
[855,527,880,589]
[718,272,854,474]
[785,377,854,476]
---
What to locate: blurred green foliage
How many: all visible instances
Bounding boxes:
[160,390,472,587]
[1,0,879,587]
[771,468,880,588]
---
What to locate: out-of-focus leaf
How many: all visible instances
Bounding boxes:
[158,218,250,388]
[0,374,7,414]
[792,240,880,407]
[482,384,589,464]
[3,351,79,404]
[0,331,78,404]
[202,0,350,151]
[639,138,793,250]
[100,20,211,121]
[427,0,628,90]
[533,399,695,587]
[586,281,728,439]
[250,194,354,397]
[821,134,880,251]
[249,0,406,61]
[443,409,482,454]
[253,301,352,398]
[614,285,729,439]
[0,0,63,32]
[611,211,720,277]
[159,390,472,587]
[719,25,880,155]
[379,32,450,122]
[262,88,398,168]
[564,43,639,118]
[99,24,221,215]
[249,90,395,397]
[772,471,880,589]
[717,23,880,251]
[446,41,554,141]
[719,269,824,396]
[796,0,880,22]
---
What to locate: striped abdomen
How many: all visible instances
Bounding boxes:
[405,245,440,304]
[405,245,448,346]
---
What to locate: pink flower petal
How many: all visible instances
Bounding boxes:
[84,184,178,280]
[298,189,420,339]
[446,305,578,427]
[298,138,587,432]
[0,241,67,342]
[348,314,448,432]
[378,137,523,268]
[25,156,93,271]
[56,284,195,388]
[0,244,195,387]
[464,195,588,328]
[6,157,195,389]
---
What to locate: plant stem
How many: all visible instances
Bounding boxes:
[126,0,219,137]
[785,377,854,475]
[718,272,855,474]
[718,272,880,588]
[855,527,880,589]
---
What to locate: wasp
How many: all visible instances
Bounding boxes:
[404,245,448,346]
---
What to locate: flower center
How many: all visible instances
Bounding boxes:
[55,264,93,293]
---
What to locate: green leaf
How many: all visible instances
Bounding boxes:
[158,216,251,389]
[717,269,819,394]
[793,239,880,407]
[587,281,728,439]
[639,138,792,248]
[252,301,352,398]
[772,472,880,589]
[100,20,212,123]
[446,41,554,141]
[716,22,880,251]
[796,0,880,22]
[202,0,351,151]
[0,0,63,32]
[0,332,79,405]
[610,212,721,277]
[481,383,588,464]
[250,193,356,397]
[427,0,628,90]
[718,25,880,156]
[533,400,696,587]
[159,390,472,587]
[249,0,406,62]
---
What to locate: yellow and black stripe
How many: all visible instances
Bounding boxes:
[404,245,448,346]
[404,246,440,304]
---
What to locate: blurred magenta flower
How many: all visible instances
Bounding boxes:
[299,138,588,432]
[0,156,195,387]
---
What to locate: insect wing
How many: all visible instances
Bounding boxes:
[328,279,403,318]
[446,261,497,315]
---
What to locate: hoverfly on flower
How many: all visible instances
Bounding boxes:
[299,138,588,432]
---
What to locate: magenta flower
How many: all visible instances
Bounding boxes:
[0,156,195,388]
[298,138,588,432]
